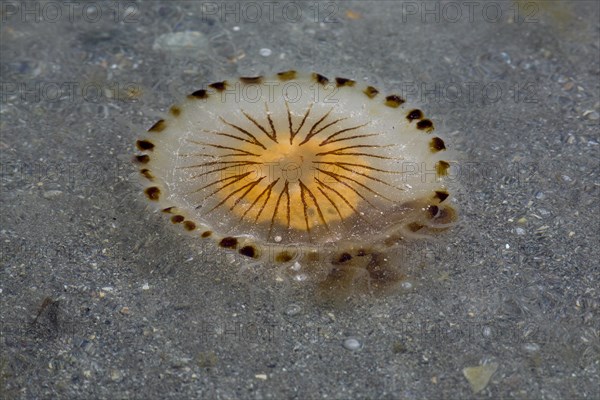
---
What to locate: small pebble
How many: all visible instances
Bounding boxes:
[43,190,63,199]
[259,48,272,57]
[523,343,540,352]
[110,369,122,381]
[401,281,413,290]
[343,338,362,350]
[285,304,301,316]
[293,274,307,282]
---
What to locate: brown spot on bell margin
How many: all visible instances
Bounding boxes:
[335,77,355,87]
[209,81,227,91]
[434,190,449,203]
[337,252,352,263]
[427,205,440,219]
[240,76,263,84]
[239,245,258,258]
[135,155,150,164]
[406,109,423,121]
[312,73,329,85]
[385,95,405,108]
[145,186,160,201]
[140,169,153,180]
[363,86,379,98]
[171,215,184,223]
[169,106,181,117]
[275,251,294,263]
[277,70,297,81]
[201,231,212,238]
[136,140,154,151]
[429,137,446,152]
[188,89,208,99]
[183,221,196,231]
[416,119,434,132]
[162,207,174,213]
[219,237,238,249]
[148,119,166,133]
[436,160,450,176]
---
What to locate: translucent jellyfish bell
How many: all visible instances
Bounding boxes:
[135,71,458,282]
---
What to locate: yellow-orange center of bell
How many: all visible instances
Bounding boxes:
[219,137,366,230]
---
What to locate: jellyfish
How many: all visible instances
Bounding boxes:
[134,71,458,296]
